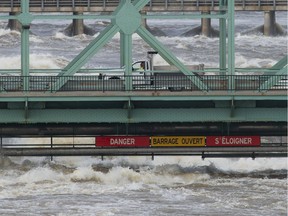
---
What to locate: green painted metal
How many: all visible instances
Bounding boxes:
[219,0,227,73]
[0,94,286,103]
[121,33,133,90]
[0,0,286,126]
[51,0,149,92]
[113,0,142,34]
[270,55,288,70]
[2,0,232,93]
[20,0,30,92]
[0,108,286,123]
[228,0,235,91]
[137,26,208,91]
[259,66,288,91]
[48,0,209,92]
[18,1,33,26]
[64,24,119,75]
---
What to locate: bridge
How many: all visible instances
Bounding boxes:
[0,0,287,158]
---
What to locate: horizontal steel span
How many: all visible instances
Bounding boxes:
[0,0,287,12]
[0,122,286,136]
[1,146,287,158]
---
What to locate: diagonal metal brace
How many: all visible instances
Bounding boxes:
[258,66,288,92]
[137,26,208,92]
[48,24,120,92]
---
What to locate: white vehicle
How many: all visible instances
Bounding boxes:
[129,51,204,89]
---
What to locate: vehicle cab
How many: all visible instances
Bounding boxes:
[132,60,152,86]
[132,60,150,71]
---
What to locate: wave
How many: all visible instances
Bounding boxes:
[0,54,69,69]
[235,54,277,68]
[0,156,286,200]
[1,156,287,178]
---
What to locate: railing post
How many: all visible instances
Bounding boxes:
[88,0,91,10]
[50,136,53,161]
[41,0,44,10]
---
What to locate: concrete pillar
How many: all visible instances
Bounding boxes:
[201,11,211,37]
[141,11,147,28]
[264,11,276,36]
[7,12,22,31]
[72,11,84,35]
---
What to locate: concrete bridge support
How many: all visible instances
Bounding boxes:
[201,11,212,37]
[141,11,147,28]
[7,12,21,31]
[264,11,276,36]
[72,11,84,35]
[64,11,96,36]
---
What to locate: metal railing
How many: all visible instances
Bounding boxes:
[0,0,286,11]
[0,75,287,92]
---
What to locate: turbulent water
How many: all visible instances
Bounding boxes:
[0,11,287,215]
[0,156,287,216]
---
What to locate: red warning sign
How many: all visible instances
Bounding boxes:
[96,136,150,147]
[206,136,261,147]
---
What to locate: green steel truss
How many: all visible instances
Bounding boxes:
[0,0,287,126]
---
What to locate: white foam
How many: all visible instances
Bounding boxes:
[151,53,192,65]
[29,35,44,43]
[235,54,277,68]
[209,158,288,172]
[18,166,65,183]
[0,28,14,36]
[0,54,67,69]
[53,32,70,40]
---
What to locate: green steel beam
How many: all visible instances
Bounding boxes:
[120,33,125,67]
[63,23,119,73]
[136,26,208,91]
[50,0,149,92]
[219,0,227,73]
[120,33,133,90]
[20,0,31,92]
[0,108,286,123]
[0,0,285,127]
[115,0,147,90]
[0,94,287,102]
[270,55,288,70]
[228,0,235,90]
[259,66,288,92]
[49,23,120,91]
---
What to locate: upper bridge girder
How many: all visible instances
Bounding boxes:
[0,0,287,12]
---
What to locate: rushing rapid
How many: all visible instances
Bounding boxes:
[0,11,287,215]
[0,156,287,215]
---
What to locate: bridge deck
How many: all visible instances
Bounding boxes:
[0,89,286,99]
